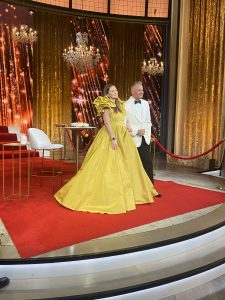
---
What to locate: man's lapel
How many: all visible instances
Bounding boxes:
[129,97,142,123]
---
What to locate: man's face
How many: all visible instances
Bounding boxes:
[131,84,144,100]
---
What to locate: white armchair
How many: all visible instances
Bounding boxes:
[28,128,64,191]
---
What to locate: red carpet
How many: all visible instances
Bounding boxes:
[0,158,225,258]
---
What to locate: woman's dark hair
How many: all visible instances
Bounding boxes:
[103,83,113,96]
[103,83,122,113]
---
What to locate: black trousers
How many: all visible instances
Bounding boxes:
[137,137,154,184]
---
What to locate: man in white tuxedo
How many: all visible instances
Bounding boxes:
[125,81,154,185]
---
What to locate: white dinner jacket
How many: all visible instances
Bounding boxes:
[124,96,152,147]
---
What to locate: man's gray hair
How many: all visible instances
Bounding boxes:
[131,81,143,89]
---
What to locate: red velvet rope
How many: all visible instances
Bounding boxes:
[153,137,225,160]
[66,129,224,159]
[66,129,95,153]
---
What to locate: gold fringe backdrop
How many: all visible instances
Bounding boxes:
[178,0,225,168]
[109,22,144,100]
[33,11,71,142]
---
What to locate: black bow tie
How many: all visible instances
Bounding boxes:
[134,100,141,104]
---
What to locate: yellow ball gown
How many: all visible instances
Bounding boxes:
[54,96,158,214]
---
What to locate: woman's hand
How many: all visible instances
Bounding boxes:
[112,139,118,150]
[126,124,132,132]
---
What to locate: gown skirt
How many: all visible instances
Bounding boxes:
[55,111,158,214]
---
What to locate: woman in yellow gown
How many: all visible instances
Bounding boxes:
[54,84,158,214]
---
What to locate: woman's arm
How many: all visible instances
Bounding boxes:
[103,108,118,150]
[126,119,132,132]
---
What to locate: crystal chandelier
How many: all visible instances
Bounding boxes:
[63,32,101,71]
[12,25,38,44]
[141,58,164,76]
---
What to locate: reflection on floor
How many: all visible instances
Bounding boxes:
[0,156,224,259]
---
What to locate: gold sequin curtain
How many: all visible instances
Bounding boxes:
[109,22,144,100]
[33,11,71,142]
[182,0,225,167]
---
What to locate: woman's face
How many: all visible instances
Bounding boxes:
[107,85,118,99]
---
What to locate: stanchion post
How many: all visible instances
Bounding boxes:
[151,137,156,174]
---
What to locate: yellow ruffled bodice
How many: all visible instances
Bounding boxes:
[93,96,126,116]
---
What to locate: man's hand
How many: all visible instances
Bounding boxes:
[138,129,145,136]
